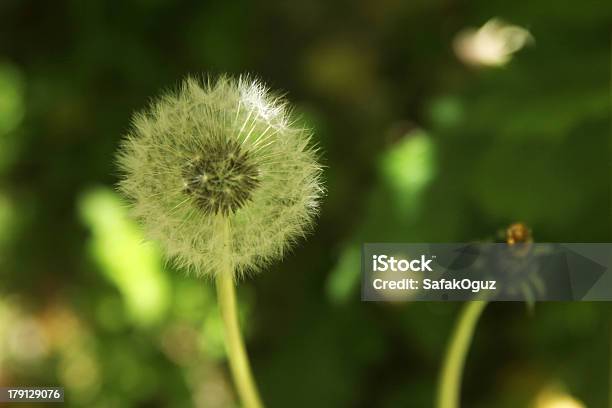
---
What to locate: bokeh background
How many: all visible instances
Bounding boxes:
[0,0,610,407]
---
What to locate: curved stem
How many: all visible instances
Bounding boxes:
[216,217,264,408]
[437,301,488,408]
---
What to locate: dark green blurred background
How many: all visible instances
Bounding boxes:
[0,0,610,407]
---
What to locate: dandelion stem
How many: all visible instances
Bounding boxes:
[437,301,488,408]
[216,217,264,408]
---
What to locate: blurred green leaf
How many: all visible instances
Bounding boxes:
[79,187,170,326]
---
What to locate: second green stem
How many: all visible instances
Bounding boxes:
[437,301,488,408]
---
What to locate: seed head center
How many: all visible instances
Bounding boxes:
[182,140,259,214]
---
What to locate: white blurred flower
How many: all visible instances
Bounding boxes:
[454,18,533,67]
[533,387,586,408]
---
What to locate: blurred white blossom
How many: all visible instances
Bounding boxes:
[454,18,533,67]
[533,387,586,408]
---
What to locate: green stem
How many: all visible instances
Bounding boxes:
[437,301,488,408]
[609,317,612,408]
[216,217,264,408]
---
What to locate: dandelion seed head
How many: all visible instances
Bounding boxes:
[117,75,324,278]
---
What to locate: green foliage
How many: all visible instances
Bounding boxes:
[79,187,170,326]
[0,0,609,406]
